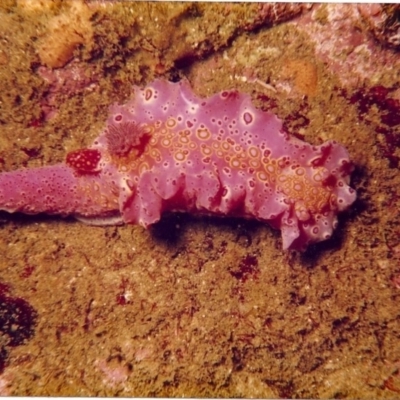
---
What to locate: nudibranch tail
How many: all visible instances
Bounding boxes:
[0,164,120,220]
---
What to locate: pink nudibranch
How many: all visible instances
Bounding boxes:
[0,79,356,250]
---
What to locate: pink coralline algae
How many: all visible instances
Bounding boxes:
[0,79,356,250]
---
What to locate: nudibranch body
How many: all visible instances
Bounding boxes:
[0,79,356,250]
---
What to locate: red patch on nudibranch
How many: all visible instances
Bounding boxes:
[322,174,337,188]
[221,90,240,100]
[311,143,333,167]
[106,121,150,157]
[66,148,101,174]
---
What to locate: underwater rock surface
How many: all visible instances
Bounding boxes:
[0,1,399,398]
